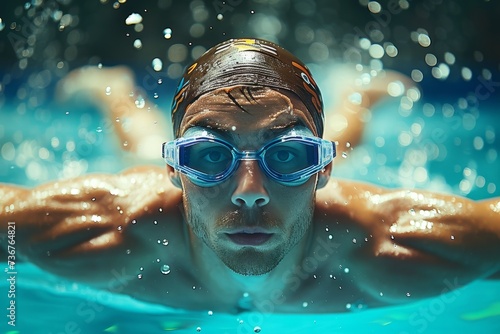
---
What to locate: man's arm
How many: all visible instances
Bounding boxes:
[0,166,181,286]
[57,66,171,160]
[322,67,414,154]
[319,180,500,303]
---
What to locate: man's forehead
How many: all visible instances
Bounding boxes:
[179,87,317,139]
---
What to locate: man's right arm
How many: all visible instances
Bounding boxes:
[0,166,181,286]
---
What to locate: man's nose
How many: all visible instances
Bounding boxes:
[231,160,270,208]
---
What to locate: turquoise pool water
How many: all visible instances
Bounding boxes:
[1,87,499,333]
[2,264,500,333]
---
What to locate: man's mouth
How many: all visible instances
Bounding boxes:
[226,232,273,246]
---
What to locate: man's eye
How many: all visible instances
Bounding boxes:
[270,150,295,163]
[202,149,230,163]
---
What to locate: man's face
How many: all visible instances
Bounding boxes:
[173,87,322,275]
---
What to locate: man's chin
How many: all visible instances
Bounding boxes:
[217,246,284,276]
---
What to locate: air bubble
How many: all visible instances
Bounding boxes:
[253,326,261,333]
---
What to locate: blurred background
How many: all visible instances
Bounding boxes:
[1,0,499,105]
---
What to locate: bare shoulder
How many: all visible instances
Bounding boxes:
[1,165,184,286]
[313,177,500,304]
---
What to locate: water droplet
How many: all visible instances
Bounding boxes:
[133,39,143,49]
[302,301,308,308]
[418,33,431,47]
[347,92,362,105]
[163,28,172,39]
[161,264,171,275]
[217,14,224,20]
[253,326,261,333]
[125,13,143,25]
[135,95,145,108]
[328,234,333,240]
[352,238,357,244]
[152,58,163,72]
[344,267,350,273]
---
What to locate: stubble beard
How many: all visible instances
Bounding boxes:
[184,202,314,276]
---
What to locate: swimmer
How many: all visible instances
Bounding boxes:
[1,38,499,313]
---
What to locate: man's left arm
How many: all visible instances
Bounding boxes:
[333,183,500,303]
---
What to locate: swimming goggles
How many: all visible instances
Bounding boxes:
[162,133,336,185]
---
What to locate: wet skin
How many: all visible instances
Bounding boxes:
[1,87,500,313]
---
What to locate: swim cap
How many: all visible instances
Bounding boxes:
[171,38,324,137]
